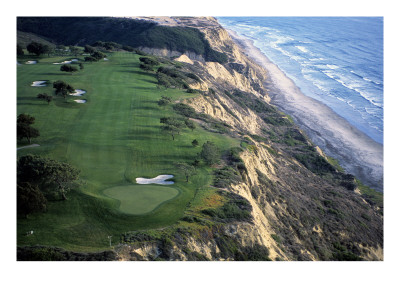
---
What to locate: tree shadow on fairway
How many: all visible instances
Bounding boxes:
[39,72,63,76]
[131,105,158,110]
[160,153,195,161]
[17,97,47,106]
[119,69,153,78]
[177,144,198,149]
[54,99,82,109]
[129,86,158,91]
[116,130,156,141]
[119,63,138,67]
[136,124,160,130]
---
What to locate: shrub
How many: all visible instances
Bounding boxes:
[157,73,174,88]
[264,145,278,156]
[186,73,200,82]
[262,115,293,126]
[227,147,244,164]
[17,44,24,55]
[213,166,242,188]
[185,119,196,131]
[332,243,362,261]
[139,63,153,71]
[200,141,220,166]
[122,231,156,243]
[60,64,78,73]
[157,66,185,78]
[340,180,357,191]
[237,244,271,261]
[84,56,97,62]
[156,69,187,89]
[139,56,159,66]
[202,192,252,223]
[173,103,198,118]
[84,45,96,54]
[91,50,106,60]
[122,45,135,52]
[157,96,172,107]
[211,122,230,134]
[294,153,336,175]
[271,234,282,244]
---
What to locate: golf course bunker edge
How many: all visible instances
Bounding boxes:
[136,174,174,185]
[103,184,180,215]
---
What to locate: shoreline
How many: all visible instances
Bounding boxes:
[226,28,383,192]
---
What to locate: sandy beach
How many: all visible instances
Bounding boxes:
[228,29,383,192]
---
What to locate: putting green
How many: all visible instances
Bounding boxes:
[103,185,180,215]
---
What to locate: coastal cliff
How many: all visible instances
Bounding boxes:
[111,17,383,261]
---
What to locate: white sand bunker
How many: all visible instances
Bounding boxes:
[53,60,72,64]
[136,175,174,185]
[74,99,86,103]
[25,60,37,64]
[69,89,86,96]
[31,80,47,87]
[71,58,79,62]
[104,58,109,61]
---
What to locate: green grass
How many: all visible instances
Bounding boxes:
[103,185,180,215]
[17,52,239,251]
[356,179,383,207]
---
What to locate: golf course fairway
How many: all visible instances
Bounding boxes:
[17,51,239,251]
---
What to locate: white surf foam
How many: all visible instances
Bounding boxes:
[295,45,309,53]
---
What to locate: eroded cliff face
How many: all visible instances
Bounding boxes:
[115,17,383,261]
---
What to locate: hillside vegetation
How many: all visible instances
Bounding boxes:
[17,30,56,48]
[17,17,228,63]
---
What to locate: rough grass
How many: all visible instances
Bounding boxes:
[17,52,239,251]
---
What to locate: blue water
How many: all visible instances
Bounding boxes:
[217,17,383,144]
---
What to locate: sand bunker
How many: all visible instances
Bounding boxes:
[74,99,86,103]
[71,59,79,62]
[69,89,86,96]
[31,80,47,87]
[53,60,72,65]
[136,175,174,185]
[25,61,37,64]
[104,58,109,61]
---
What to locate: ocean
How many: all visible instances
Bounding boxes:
[217,17,384,144]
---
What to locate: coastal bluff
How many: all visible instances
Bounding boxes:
[17,16,383,261]
[109,16,384,261]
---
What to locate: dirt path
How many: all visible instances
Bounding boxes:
[17,144,40,150]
